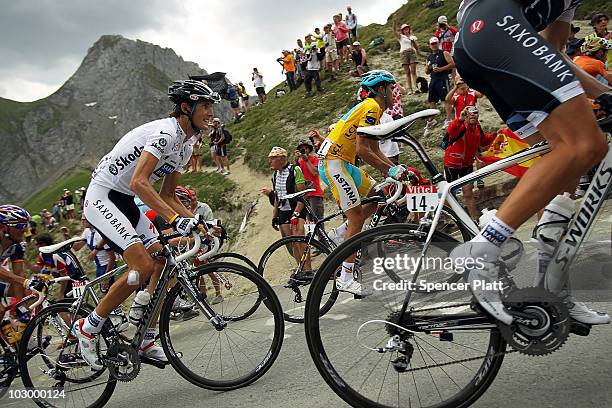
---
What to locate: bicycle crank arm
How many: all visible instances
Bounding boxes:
[141,355,169,369]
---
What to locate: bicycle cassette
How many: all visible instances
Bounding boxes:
[499,287,569,356]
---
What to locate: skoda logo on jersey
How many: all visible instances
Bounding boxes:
[112,145,143,173]
[153,163,176,177]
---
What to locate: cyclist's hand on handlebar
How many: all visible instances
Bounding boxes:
[388,164,408,181]
[173,214,201,237]
[24,275,48,293]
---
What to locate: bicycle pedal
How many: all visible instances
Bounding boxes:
[570,319,591,337]
[140,356,168,369]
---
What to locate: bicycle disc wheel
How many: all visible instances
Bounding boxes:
[160,262,284,391]
[209,252,258,272]
[18,303,116,408]
[305,224,506,408]
[258,235,339,323]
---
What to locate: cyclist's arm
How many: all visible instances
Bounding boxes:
[356,136,394,174]
[159,171,194,218]
[131,152,181,222]
[0,265,25,285]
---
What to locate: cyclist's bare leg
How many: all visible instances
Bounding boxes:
[343,192,378,263]
[496,95,607,229]
[94,243,159,317]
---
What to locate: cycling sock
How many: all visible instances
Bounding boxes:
[471,215,515,260]
[141,328,158,350]
[340,262,354,282]
[336,221,348,239]
[83,310,107,335]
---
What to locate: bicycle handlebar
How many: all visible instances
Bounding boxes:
[374,177,407,205]
[28,276,74,310]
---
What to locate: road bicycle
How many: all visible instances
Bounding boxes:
[18,229,285,408]
[304,109,612,407]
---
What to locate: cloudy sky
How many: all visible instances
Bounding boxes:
[1,0,406,102]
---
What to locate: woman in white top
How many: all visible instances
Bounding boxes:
[392,15,419,94]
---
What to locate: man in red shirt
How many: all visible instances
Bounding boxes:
[295,140,324,224]
[444,106,495,219]
[435,15,457,53]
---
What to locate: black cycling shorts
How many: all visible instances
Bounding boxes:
[453,0,584,139]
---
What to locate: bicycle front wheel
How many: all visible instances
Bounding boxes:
[18,302,116,408]
[258,235,338,323]
[305,224,506,408]
[209,252,258,272]
[160,262,284,391]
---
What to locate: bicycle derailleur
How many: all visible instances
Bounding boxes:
[385,311,415,373]
[498,287,570,356]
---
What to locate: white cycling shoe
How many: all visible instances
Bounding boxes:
[567,296,610,325]
[71,319,103,371]
[335,279,372,297]
[139,343,168,362]
[450,243,514,326]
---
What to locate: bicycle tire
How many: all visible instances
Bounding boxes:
[18,303,116,408]
[209,252,258,272]
[375,221,463,293]
[258,235,338,323]
[0,346,17,399]
[159,262,284,391]
[305,223,506,408]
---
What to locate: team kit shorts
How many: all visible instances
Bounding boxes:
[83,183,159,254]
[318,159,376,211]
[453,0,583,139]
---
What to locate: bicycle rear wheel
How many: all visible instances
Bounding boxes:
[209,252,257,272]
[305,224,506,408]
[258,235,338,323]
[18,302,116,408]
[160,262,284,391]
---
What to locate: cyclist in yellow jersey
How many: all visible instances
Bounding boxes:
[318,70,408,295]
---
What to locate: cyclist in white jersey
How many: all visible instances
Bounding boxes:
[451,0,611,326]
[74,80,220,370]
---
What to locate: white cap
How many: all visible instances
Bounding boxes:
[438,15,448,24]
[353,41,361,46]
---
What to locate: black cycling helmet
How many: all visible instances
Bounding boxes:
[168,80,220,133]
[168,80,221,106]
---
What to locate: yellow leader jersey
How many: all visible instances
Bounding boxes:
[318,98,382,165]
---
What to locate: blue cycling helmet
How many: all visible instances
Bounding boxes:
[360,70,396,89]
[0,205,30,229]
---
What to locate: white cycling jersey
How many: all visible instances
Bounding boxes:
[91,117,195,195]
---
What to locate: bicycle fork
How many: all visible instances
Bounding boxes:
[176,270,226,331]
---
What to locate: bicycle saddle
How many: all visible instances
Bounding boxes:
[39,236,83,254]
[281,189,316,200]
[357,109,440,140]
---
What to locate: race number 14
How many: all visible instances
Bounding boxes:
[406,185,439,212]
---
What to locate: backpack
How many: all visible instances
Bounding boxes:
[221,127,232,144]
[440,123,484,150]
[272,164,298,207]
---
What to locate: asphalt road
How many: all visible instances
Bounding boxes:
[4,206,611,408]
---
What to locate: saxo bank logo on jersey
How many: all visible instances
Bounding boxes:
[495,15,573,82]
[109,146,143,175]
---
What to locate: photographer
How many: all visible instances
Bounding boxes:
[434,15,457,79]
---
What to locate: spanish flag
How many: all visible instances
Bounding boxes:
[479,128,537,178]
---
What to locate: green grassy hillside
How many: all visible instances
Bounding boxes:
[23,168,92,213]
